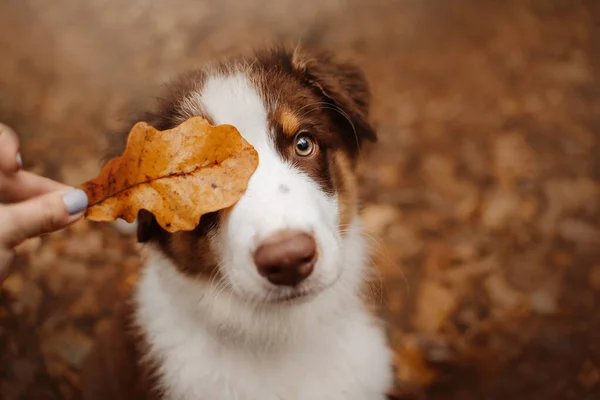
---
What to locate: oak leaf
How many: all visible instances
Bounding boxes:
[80,116,258,233]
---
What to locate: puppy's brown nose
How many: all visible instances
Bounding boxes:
[254,231,317,286]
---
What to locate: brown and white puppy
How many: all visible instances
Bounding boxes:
[82,46,393,400]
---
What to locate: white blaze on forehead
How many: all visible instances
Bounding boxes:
[198,72,272,150]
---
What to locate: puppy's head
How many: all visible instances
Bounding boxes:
[114,46,375,304]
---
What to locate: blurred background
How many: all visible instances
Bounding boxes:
[1,0,599,399]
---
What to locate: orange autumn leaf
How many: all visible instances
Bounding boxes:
[79,116,258,233]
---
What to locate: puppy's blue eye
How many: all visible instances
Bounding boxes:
[294,135,315,157]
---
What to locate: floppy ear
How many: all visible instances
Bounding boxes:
[290,47,377,146]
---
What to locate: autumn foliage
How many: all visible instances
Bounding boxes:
[80,117,259,232]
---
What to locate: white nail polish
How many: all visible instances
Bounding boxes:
[62,189,89,215]
[16,153,23,168]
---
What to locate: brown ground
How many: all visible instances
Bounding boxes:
[1,0,599,399]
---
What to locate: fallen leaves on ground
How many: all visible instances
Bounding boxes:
[80,117,259,233]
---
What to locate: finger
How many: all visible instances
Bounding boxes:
[0,123,21,174]
[0,188,88,248]
[0,170,71,202]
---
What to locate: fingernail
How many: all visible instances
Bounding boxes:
[16,152,23,169]
[62,189,88,215]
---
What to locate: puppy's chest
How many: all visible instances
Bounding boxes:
[147,319,389,400]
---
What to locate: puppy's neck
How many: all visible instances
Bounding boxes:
[134,218,368,349]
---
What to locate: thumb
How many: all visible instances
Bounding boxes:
[1,188,88,248]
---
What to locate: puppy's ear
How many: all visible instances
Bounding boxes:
[290,47,377,146]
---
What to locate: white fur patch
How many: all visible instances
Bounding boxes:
[134,69,393,399]
[136,222,392,400]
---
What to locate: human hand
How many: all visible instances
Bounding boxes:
[0,123,88,282]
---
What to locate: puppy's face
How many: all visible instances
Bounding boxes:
[118,47,376,305]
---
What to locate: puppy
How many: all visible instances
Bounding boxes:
[81,46,393,400]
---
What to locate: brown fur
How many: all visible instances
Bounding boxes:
[279,107,301,137]
[255,46,376,198]
[330,150,359,232]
